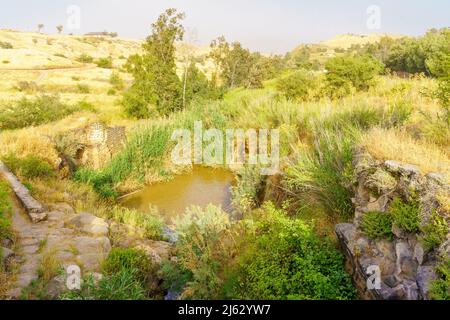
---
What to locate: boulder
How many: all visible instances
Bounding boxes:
[66,213,109,237]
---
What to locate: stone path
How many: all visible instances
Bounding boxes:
[7,202,111,299]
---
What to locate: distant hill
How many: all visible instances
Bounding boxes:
[319,33,404,49]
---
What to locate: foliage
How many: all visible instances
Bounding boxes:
[390,197,421,233]
[286,129,355,219]
[95,57,113,69]
[102,248,156,285]
[0,95,81,130]
[0,181,12,241]
[361,211,393,240]
[228,203,356,300]
[430,259,450,300]
[325,55,383,97]
[165,205,237,299]
[124,8,185,117]
[76,54,94,63]
[61,270,146,300]
[421,212,449,251]
[109,206,165,240]
[231,166,265,218]
[77,83,90,94]
[182,62,223,103]
[0,41,13,49]
[2,154,55,179]
[110,71,125,91]
[276,70,319,101]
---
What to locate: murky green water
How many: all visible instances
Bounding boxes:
[121,166,235,222]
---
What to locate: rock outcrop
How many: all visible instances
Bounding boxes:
[336,151,449,300]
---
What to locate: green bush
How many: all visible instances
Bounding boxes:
[421,212,449,251]
[361,211,393,240]
[0,41,13,49]
[2,154,55,179]
[325,55,383,97]
[0,95,80,130]
[110,72,125,91]
[60,269,146,300]
[430,259,450,300]
[77,83,90,94]
[390,197,421,233]
[76,54,94,63]
[229,203,356,300]
[276,70,319,101]
[109,207,164,240]
[0,181,12,241]
[102,248,155,284]
[95,57,113,69]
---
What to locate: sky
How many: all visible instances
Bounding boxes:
[1,0,449,54]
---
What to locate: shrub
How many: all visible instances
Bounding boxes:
[276,70,319,101]
[430,259,450,300]
[95,57,113,69]
[77,83,90,94]
[2,60,10,64]
[102,248,155,284]
[76,54,94,63]
[231,166,265,218]
[0,181,12,241]
[0,41,13,49]
[286,129,355,219]
[76,100,97,112]
[390,197,421,233]
[2,154,55,179]
[229,203,356,300]
[110,72,125,91]
[61,269,146,300]
[361,211,393,240]
[166,205,237,299]
[15,81,38,93]
[0,95,80,130]
[325,55,383,97]
[421,212,449,251]
[109,206,164,240]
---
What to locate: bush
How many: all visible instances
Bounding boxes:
[325,55,383,97]
[390,197,421,233]
[276,70,319,101]
[77,83,90,94]
[229,203,356,300]
[61,269,146,300]
[231,166,265,218]
[0,41,13,49]
[421,212,449,251]
[430,259,450,300]
[15,81,38,93]
[110,72,125,91]
[0,95,80,130]
[0,181,12,241]
[95,57,113,69]
[361,211,393,240]
[102,248,155,284]
[76,54,94,63]
[2,154,55,179]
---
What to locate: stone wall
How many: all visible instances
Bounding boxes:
[72,122,126,169]
[336,150,449,300]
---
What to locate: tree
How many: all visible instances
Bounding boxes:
[123,8,185,117]
[56,25,63,34]
[325,55,384,97]
[277,70,319,101]
[37,24,44,33]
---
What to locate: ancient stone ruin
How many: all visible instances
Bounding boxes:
[336,150,449,300]
[72,122,127,170]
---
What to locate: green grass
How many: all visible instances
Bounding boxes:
[0,181,12,241]
[390,197,421,233]
[2,154,55,180]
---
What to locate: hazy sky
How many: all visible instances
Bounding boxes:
[1,0,449,53]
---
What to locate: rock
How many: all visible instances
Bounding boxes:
[417,266,438,300]
[384,160,421,176]
[66,213,109,237]
[73,236,111,271]
[384,275,401,288]
[50,203,75,215]
[1,247,14,264]
[134,240,172,265]
[402,280,420,300]
[426,173,446,185]
[413,243,425,265]
[392,225,408,239]
[395,241,417,279]
[1,238,13,248]
[47,275,67,299]
[366,169,397,194]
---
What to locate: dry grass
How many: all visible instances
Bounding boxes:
[362,127,450,180]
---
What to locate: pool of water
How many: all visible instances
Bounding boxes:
[121,166,235,223]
